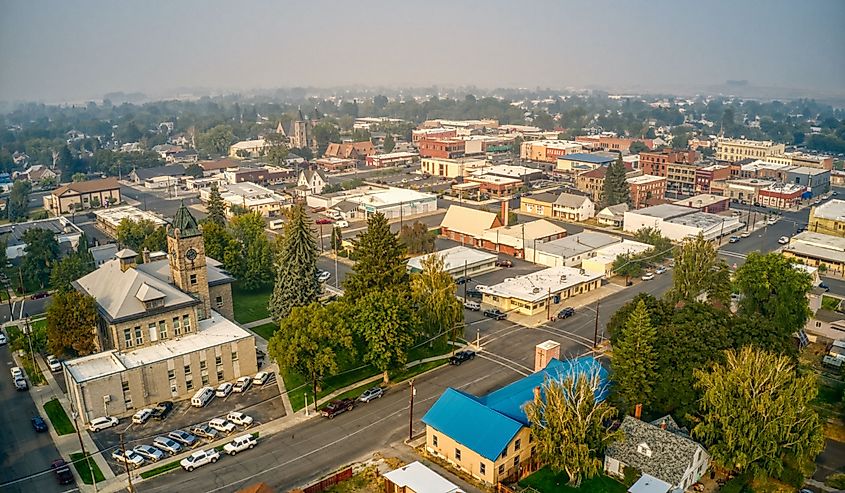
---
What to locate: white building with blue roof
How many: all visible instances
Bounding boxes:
[421,357,608,485]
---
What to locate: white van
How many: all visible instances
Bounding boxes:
[191,387,215,408]
[269,219,284,230]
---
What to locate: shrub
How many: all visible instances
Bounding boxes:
[826,473,845,489]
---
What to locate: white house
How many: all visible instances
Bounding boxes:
[604,416,709,493]
[553,193,595,221]
[596,203,629,227]
[297,169,328,196]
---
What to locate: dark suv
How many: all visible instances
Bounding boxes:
[151,401,173,421]
[557,307,575,319]
[321,398,354,419]
[449,350,476,366]
[483,309,507,320]
[52,459,74,485]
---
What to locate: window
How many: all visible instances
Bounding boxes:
[190,274,197,285]
[514,439,521,451]
[216,296,224,309]
[217,369,224,381]
[159,320,167,339]
[185,379,193,391]
[637,442,653,457]
[168,369,175,379]
[201,374,209,386]
[498,464,505,475]
[501,447,508,459]
[231,351,238,361]
[215,355,222,366]
[480,463,486,475]
[173,317,181,336]
[513,456,519,467]
[200,360,207,370]
[170,384,178,396]
[432,435,438,447]
[183,315,191,333]
[124,328,133,348]
[454,449,461,461]
[134,326,143,346]
[184,364,191,375]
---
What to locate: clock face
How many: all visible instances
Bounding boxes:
[185,248,198,261]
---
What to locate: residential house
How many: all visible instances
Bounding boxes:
[423,357,608,485]
[439,205,502,245]
[297,169,328,196]
[17,164,58,183]
[43,177,122,215]
[604,415,710,492]
[89,244,119,267]
[323,141,374,160]
[597,203,629,227]
[128,165,186,188]
[0,216,84,260]
[520,192,559,218]
[553,193,595,221]
[198,159,240,177]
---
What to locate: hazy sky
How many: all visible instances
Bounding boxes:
[1,0,844,102]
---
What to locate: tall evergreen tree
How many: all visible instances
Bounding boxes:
[343,212,408,300]
[611,300,658,414]
[269,204,320,320]
[206,184,226,226]
[600,156,631,207]
[382,133,395,153]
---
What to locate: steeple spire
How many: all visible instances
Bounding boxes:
[170,201,201,238]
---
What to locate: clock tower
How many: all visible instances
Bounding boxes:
[167,202,211,318]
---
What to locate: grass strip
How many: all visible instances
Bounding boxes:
[44,398,75,435]
[69,452,104,484]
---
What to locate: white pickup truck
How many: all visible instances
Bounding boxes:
[180,449,220,471]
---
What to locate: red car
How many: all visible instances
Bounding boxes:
[315,218,333,225]
[321,398,354,419]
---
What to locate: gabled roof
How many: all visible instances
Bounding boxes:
[606,415,706,487]
[525,192,560,204]
[440,205,500,238]
[382,462,462,493]
[300,168,327,184]
[555,192,592,209]
[53,177,120,196]
[74,259,198,322]
[598,203,629,218]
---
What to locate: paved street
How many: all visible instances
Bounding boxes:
[0,344,74,493]
[120,185,204,221]
[0,297,52,325]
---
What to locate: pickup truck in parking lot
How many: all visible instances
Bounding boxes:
[180,449,219,471]
[189,423,218,440]
[321,398,354,419]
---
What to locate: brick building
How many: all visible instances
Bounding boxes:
[694,165,731,194]
[626,175,667,209]
[639,149,699,176]
[418,138,466,159]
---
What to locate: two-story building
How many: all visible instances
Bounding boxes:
[43,177,122,215]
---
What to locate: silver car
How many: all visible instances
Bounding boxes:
[153,436,182,455]
[133,444,165,462]
[358,387,385,403]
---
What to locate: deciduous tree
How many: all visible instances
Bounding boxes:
[353,288,417,383]
[269,205,319,320]
[612,253,644,283]
[410,254,462,341]
[20,228,60,290]
[525,368,621,486]
[668,233,731,306]
[611,301,657,414]
[633,227,674,262]
[229,211,274,291]
[7,180,31,222]
[399,221,436,254]
[46,290,98,357]
[694,347,824,476]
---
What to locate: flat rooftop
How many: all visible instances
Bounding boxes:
[407,246,497,272]
[672,194,729,208]
[480,164,540,178]
[466,174,523,185]
[813,200,845,221]
[534,231,620,258]
[667,211,731,229]
[478,266,602,303]
[94,205,167,227]
[590,240,653,262]
[790,231,845,251]
[0,216,82,246]
[65,311,253,383]
[557,153,614,164]
[629,204,696,220]
[369,151,419,159]
[627,174,665,185]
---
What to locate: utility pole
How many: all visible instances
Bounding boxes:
[73,411,98,492]
[462,261,468,304]
[399,201,404,230]
[120,433,136,493]
[408,380,416,442]
[593,297,601,348]
[24,314,36,376]
[546,287,552,321]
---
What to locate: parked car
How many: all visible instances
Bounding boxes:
[112,449,145,469]
[316,270,331,283]
[654,267,667,275]
[729,236,740,243]
[30,291,49,300]
[151,401,173,421]
[14,377,28,391]
[315,218,333,225]
[557,307,575,319]
[740,231,751,238]
[208,418,236,434]
[223,434,257,456]
[642,272,656,281]
[51,459,74,485]
[321,398,355,419]
[252,371,273,386]
[226,411,254,427]
[88,416,119,432]
[132,408,153,424]
[215,382,233,398]
[449,350,476,366]
[46,355,62,372]
[495,259,513,267]
[0,332,6,345]
[168,430,198,447]
[465,289,482,299]
[778,236,790,245]
[180,449,219,471]
[357,387,385,403]
[455,276,469,285]
[133,444,165,462]
[819,282,830,292]
[335,220,349,228]
[483,309,507,320]
[233,376,252,393]
[189,423,218,440]
[463,300,481,311]
[153,436,182,455]
[10,366,24,380]
[767,217,779,225]
[32,415,48,432]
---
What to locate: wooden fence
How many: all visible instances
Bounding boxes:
[302,467,353,493]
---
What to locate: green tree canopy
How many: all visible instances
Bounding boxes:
[116,218,167,255]
[197,125,236,157]
[50,253,94,293]
[353,288,417,383]
[410,254,462,341]
[20,228,60,290]
[382,133,395,153]
[629,141,649,154]
[399,221,436,255]
[343,212,408,299]
[525,371,621,486]
[611,300,658,414]
[269,204,319,320]
[668,233,731,306]
[185,163,203,178]
[633,227,674,262]
[229,212,274,291]
[600,156,631,207]
[694,347,824,476]
[7,180,31,222]
[46,290,98,357]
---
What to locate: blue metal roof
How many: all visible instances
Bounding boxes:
[422,357,609,461]
[559,153,615,164]
[422,388,523,461]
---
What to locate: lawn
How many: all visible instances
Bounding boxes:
[251,322,277,341]
[232,285,272,324]
[139,460,182,479]
[519,467,626,493]
[70,452,105,484]
[43,399,75,435]
[821,294,842,311]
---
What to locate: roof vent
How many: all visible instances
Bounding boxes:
[532,287,540,294]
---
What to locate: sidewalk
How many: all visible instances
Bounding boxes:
[505,282,624,328]
[33,353,117,486]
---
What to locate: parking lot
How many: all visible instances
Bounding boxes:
[91,376,285,470]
